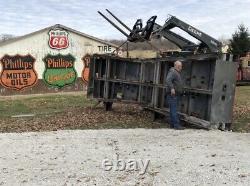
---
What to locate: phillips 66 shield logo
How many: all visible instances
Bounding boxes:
[48,29,69,49]
[43,54,77,88]
[0,54,38,90]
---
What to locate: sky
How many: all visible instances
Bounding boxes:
[0,0,250,41]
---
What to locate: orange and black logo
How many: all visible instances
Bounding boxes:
[81,54,91,84]
[0,54,38,90]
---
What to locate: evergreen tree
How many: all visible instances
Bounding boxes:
[229,24,250,59]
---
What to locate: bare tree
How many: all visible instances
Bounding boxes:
[0,34,15,42]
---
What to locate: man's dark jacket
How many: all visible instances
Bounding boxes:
[166,67,183,94]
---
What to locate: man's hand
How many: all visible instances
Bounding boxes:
[171,88,175,96]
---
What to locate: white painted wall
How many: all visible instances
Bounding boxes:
[0,28,117,79]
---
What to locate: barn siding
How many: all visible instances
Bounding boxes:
[0,25,118,95]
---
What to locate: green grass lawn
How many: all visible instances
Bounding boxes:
[0,93,157,133]
[0,86,249,132]
[234,86,250,105]
[233,86,250,132]
[0,94,94,117]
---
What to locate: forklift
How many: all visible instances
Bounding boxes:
[98,9,222,55]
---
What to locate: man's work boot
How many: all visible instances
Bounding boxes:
[174,126,185,130]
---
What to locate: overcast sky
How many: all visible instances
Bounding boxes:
[0,0,250,41]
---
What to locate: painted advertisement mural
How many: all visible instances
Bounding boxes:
[0,54,38,90]
[82,54,91,84]
[43,54,77,88]
[48,29,69,49]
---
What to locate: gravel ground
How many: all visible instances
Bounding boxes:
[0,129,250,186]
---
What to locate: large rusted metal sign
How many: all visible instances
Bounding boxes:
[0,54,38,90]
[87,54,237,130]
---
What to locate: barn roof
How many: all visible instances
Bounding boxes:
[0,24,118,48]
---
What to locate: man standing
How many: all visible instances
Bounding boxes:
[166,60,184,130]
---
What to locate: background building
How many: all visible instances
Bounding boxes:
[238,52,250,81]
[0,24,118,95]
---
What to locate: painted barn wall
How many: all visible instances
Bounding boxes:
[0,29,116,79]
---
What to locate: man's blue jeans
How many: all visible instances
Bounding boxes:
[167,95,180,128]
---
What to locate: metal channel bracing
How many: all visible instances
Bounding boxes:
[87,54,237,129]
